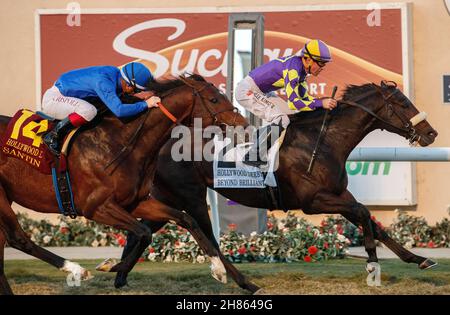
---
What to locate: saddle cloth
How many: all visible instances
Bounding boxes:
[213,129,286,188]
[0,109,74,174]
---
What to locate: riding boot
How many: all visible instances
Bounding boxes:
[43,117,75,156]
[243,123,284,167]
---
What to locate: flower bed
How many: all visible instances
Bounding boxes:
[10,208,450,263]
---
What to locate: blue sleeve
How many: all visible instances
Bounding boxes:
[95,80,148,118]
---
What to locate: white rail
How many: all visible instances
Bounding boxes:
[347,147,450,161]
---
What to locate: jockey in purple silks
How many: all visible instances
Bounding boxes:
[235,39,337,166]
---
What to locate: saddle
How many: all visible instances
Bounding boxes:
[0,109,79,218]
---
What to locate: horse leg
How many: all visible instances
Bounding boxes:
[309,190,378,264]
[189,202,261,293]
[0,229,13,295]
[114,220,166,289]
[0,185,91,283]
[131,199,228,284]
[86,199,153,274]
[338,190,436,269]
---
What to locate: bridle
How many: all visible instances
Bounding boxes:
[177,76,240,128]
[104,76,240,173]
[338,81,427,144]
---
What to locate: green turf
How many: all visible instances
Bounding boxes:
[4,258,450,295]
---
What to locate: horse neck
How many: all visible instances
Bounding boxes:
[327,94,384,162]
[137,87,196,157]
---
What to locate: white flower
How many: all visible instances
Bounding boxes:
[337,234,347,242]
[43,235,52,244]
[196,255,206,264]
[164,254,173,262]
[148,253,157,261]
[99,239,107,247]
[91,240,99,247]
[250,231,257,237]
[175,242,186,248]
[313,228,320,238]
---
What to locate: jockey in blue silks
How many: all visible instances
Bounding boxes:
[235,39,337,166]
[41,62,160,155]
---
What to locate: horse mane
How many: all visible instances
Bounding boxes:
[288,83,377,126]
[147,73,206,94]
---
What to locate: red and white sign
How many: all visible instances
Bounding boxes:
[36,4,415,205]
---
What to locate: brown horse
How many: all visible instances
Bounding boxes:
[0,74,248,295]
[118,81,439,292]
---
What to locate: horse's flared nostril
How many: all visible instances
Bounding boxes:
[428,130,438,138]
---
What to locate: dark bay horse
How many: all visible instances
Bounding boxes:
[0,74,248,295]
[119,81,438,293]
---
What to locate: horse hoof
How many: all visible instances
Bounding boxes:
[114,273,129,289]
[419,258,438,270]
[81,270,94,281]
[366,262,380,273]
[366,262,381,287]
[96,258,118,272]
[210,256,227,284]
[253,288,266,295]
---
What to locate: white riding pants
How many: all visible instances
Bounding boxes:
[235,76,297,128]
[41,85,98,121]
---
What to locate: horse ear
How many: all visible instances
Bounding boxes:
[380,80,388,88]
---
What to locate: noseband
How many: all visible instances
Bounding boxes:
[339,82,427,144]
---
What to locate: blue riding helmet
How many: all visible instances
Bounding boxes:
[120,62,154,91]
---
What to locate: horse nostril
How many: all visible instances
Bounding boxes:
[428,131,437,137]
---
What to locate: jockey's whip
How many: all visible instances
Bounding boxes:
[307,86,338,174]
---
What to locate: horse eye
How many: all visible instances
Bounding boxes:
[210,97,218,103]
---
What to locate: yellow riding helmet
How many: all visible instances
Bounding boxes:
[300,39,332,63]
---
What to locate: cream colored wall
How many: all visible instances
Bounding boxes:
[0,0,449,225]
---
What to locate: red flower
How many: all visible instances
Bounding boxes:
[228,249,234,256]
[238,246,246,255]
[250,245,256,252]
[117,237,126,247]
[308,245,318,255]
[59,227,70,234]
[427,241,435,248]
[175,240,180,246]
[304,256,312,263]
[228,223,237,231]
[159,228,167,234]
[138,257,145,263]
[371,215,377,221]
[149,247,155,253]
[267,222,274,230]
[320,220,328,227]
[337,227,344,235]
[323,242,329,249]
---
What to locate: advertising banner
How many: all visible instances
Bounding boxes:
[37,4,414,205]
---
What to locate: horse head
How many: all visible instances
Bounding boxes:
[372,80,438,146]
[177,74,248,129]
[340,81,438,146]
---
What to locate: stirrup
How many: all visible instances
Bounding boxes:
[43,133,61,156]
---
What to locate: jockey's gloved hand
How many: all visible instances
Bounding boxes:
[146,96,161,108]
[322,98,337,110]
